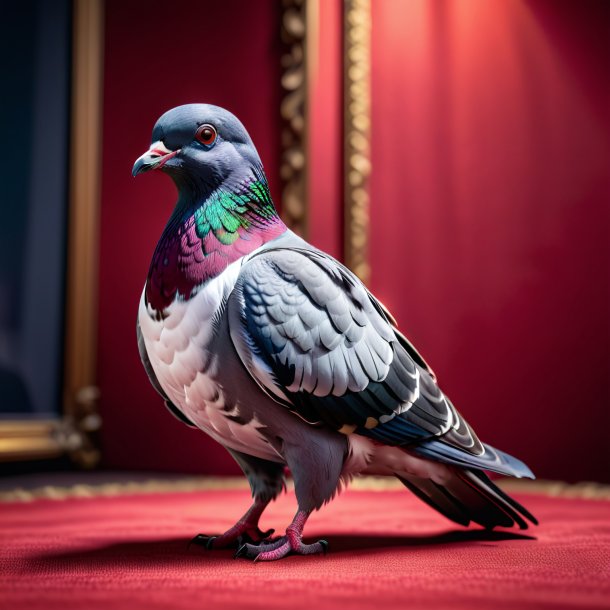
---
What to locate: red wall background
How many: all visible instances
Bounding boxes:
[99,0,609,482]
[308,0,343,260]
[370,0,609,483]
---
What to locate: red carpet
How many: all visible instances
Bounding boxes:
[1,484,609,609]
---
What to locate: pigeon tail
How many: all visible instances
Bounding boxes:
[397,468,538,530]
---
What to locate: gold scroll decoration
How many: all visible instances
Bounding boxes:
[280,0,309,238]
[344,0,371,283]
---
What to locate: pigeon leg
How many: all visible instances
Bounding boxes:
[190,497,274,550]
[235,509,327,561]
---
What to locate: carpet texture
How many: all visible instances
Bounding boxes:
[1,483,609,609]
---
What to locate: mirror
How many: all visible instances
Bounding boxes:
[0,0,102,466]
[0,0,373,468]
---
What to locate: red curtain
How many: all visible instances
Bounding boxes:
[369,0,609,482]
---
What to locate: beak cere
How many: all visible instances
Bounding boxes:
[132,141,180,176]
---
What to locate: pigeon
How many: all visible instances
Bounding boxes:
[133,104,537,561]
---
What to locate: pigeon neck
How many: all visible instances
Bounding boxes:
[145,174,286,315]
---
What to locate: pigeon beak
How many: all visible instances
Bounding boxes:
[132,141,180,176]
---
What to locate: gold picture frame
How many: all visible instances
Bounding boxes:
[280,0,311,238]
[280,0,372,281]
[0,0,103,468]
[2,0,371,467]
[343,0,371,283]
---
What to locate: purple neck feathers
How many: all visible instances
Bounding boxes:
[145,183,286,314]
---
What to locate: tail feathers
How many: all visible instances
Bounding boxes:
[397,475,471,527]
[413,439,535,480]
[469,469,538,526]
[397,468,538,530]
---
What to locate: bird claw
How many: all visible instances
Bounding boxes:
[234,543,250,559]
[234,536,329,561]
[191,527,276,552]
[188,534,217,550]
[234,541,279,560]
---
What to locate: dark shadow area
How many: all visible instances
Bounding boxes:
[25,529,536,572]
[324,529,535,552]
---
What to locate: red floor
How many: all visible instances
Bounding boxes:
[1,485,609,609]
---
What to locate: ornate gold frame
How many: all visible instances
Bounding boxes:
[280,0,372,277]
[343,0,371,283]
[280,0,311,237]
[0,0,103,467]
[3,0,370,466]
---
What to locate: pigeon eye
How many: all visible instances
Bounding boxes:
[195,124,217,147]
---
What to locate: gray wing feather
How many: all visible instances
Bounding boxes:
[228,245,441,433]
[230,248,394,402]
[228,239,510,472]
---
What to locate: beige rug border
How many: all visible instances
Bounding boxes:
[1,475,609,503]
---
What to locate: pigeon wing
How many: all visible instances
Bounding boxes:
[228,246,533,479]
[229,247,470,445]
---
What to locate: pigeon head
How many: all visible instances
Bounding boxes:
[132,104,264,201]
[134,105,286,312]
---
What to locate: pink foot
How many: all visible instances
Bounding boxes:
[190,499,273,550]
[235,510,328,561]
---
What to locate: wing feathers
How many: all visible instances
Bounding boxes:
[228,240,532,478]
